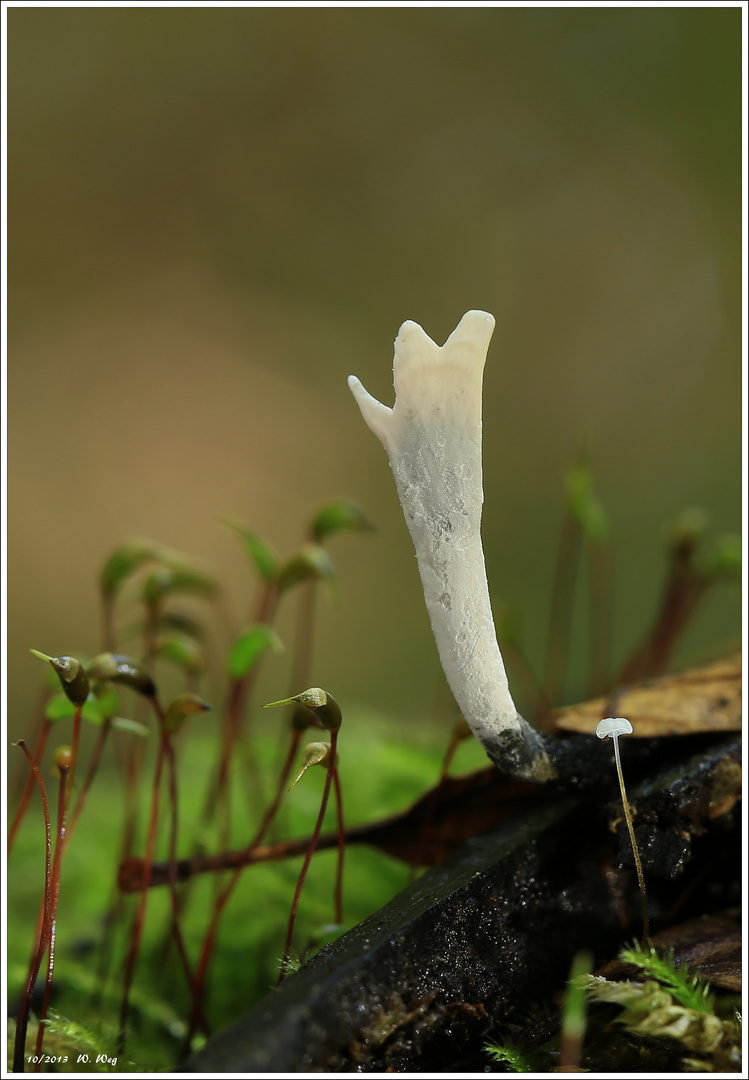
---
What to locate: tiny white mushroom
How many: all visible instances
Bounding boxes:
[596,717,633,740]
[596,716,649,941]
[348,311,554,782]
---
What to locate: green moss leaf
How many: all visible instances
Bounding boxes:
[484,1038,537,1072]
[277,544,335,592]
[619,944,714,1013]
[311,499,375,543]
[45,692,107,725]
[99,539,159,597]
[142,566,218,604]
[111,716,149,737]
[155,636,205,675]
[228,625,283,680]
[565,464,610,543]
[223,519,279,582]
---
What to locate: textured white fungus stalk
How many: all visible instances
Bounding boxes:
[348,310,554,782]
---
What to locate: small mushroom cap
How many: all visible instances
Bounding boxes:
[596,716,633,739]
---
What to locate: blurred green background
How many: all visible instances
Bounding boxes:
[8,7,742,752]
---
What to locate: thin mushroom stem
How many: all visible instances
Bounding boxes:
[611,735,649,942]
[597,717,649,942]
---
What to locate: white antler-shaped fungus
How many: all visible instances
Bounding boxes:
[348,311,554,782]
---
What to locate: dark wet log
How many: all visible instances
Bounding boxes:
[179,734,740,1073]
[119,772,543,891]
[126,653,742,893]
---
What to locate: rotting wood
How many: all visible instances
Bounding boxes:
[128,652,742,892]
[178,731,740,1072]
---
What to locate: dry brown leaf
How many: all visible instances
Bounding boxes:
[597,912,742,992]
[551,653,741,737]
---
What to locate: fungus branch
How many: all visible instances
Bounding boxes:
[348,311,554,782]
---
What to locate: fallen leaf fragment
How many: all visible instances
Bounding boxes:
[551,653,741,737]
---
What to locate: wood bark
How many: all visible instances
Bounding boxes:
[177,655,741,1073]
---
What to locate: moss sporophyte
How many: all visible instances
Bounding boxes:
[263,689,345,983]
